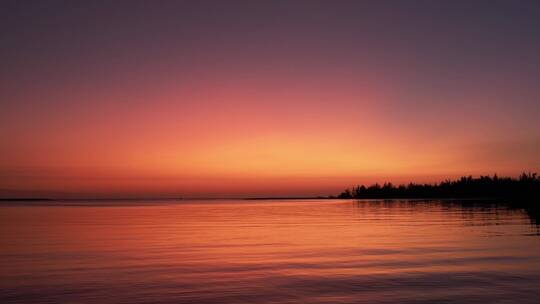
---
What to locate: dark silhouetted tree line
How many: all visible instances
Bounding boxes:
[337,173,540,199]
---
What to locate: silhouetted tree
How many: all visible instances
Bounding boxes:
[338,173,540,200]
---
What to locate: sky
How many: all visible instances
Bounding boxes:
[1,0,540,198]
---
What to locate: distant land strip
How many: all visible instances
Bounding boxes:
[336,173,540,200]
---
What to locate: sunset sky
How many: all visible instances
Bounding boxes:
[1,1,540,198]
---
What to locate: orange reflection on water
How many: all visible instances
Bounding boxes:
[2,199,540,303]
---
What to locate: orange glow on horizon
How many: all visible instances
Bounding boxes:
[2,79,538,198]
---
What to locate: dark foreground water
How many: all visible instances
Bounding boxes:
[1,199,540,304]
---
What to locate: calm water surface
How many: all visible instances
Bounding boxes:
[1,199,540,303]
